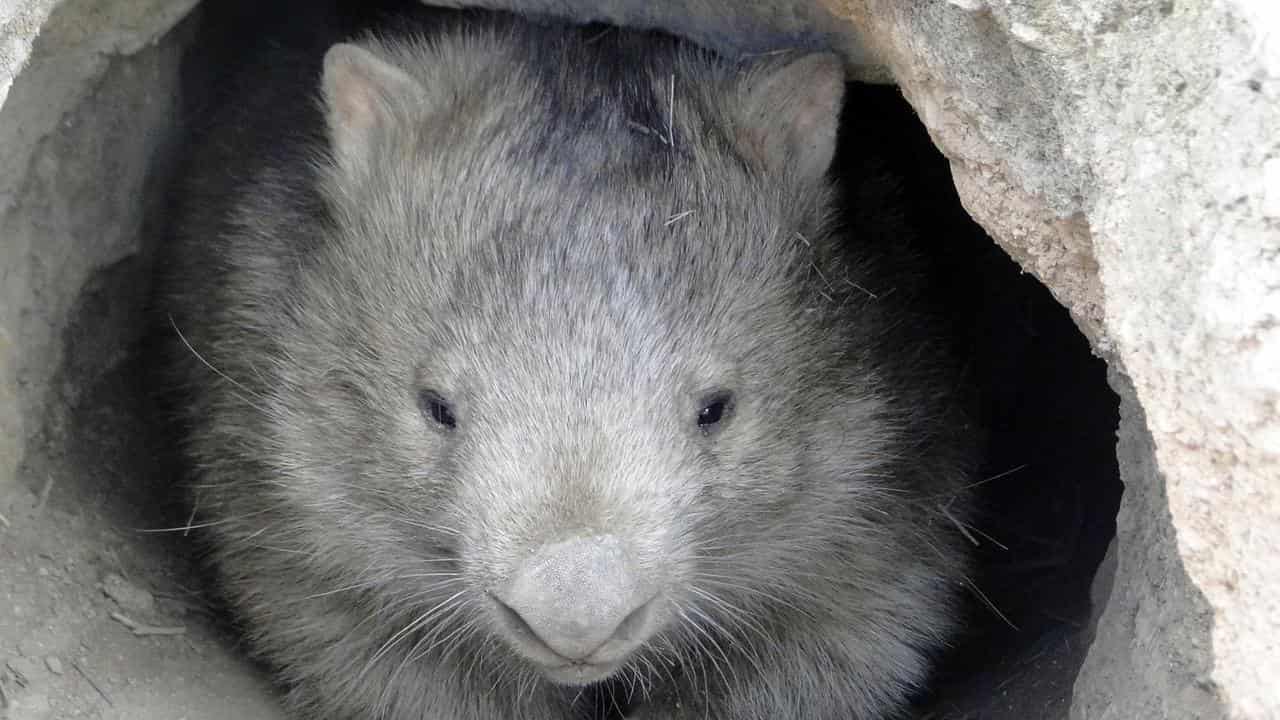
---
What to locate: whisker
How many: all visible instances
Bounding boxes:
[169,315,273,415]
[358,588,469,682]
[131,507,277,533]
[964,576,1018,630]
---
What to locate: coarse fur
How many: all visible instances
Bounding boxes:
[160,7,977,720]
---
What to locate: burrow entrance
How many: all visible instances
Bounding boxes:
[834,81,1122,719]
[2,2,1121,718]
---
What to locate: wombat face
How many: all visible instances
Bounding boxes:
[256,35,897,687]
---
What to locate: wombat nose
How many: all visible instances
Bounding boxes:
[497,535,654,661]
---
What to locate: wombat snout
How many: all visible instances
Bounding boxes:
[490,535,662,683]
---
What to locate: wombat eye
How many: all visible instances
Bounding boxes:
[418,390,457,430]
[696,391,734,432]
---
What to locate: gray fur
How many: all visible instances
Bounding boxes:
[162,11,975,720]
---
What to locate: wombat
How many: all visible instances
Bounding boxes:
[161,7,977,719]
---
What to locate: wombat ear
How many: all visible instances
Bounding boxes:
[321,43,428,173]
[734,52,846,183]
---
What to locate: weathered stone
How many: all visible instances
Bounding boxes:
[817,3,1280,717]
[0,0,195,500]
[100,572,155,616]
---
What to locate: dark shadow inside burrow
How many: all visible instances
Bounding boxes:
[831,84,1123,719]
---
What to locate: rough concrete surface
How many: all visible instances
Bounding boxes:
[0,0,57,108]
[2,0,1277,719]
[0,355,286,719]
[817,2,1280,718]
[1,0,199,505]
[0,0,287,717]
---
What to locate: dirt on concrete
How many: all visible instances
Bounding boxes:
[0,348,285,720]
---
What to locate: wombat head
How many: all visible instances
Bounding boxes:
[256,27,912,689]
